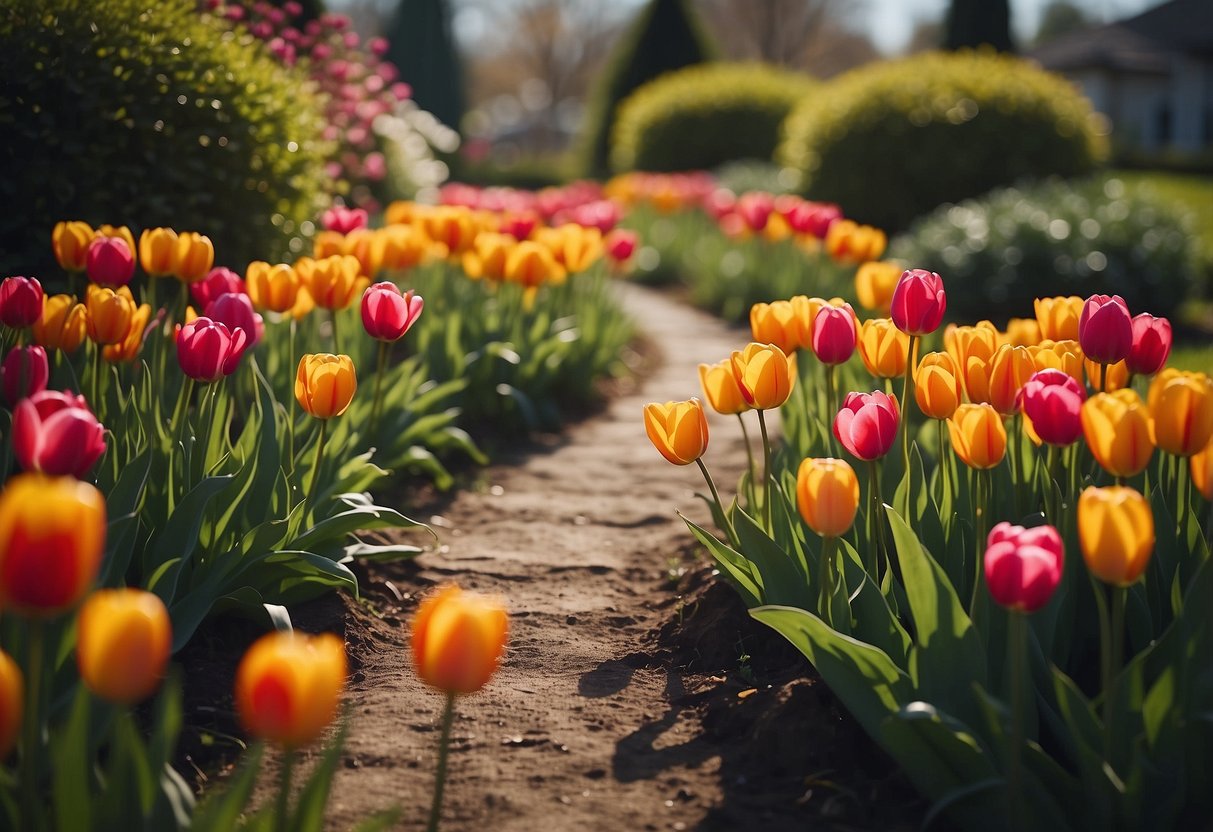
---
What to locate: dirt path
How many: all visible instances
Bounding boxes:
[320,283,916,831]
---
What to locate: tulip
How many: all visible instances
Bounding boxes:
[603,228,638,265]
[1125,313,1171,376]
[0,650,20,760]
[986,344,1037,415]
[76,589,171,704]
[812,304,858,366]
[796,458,859,538]
[790,295,850,346]
[85,237,135,287]
[361,282,423,342]
[1078,294,1133,365]
[698,360,750,416]
[1004,318,1043,347]
[1081,390,1154,479]
[381,224,434,271]
[173,232,215,283]
[1079,486,1153,586]
[305,254,362,310]
[0,276,44,329]
[139,227,179,277]
[1034,296,1083,341]
[85,285,137,345]
[241,262,298,314]
[344,228,386,279]
[1148,369,1213,456]
[914,352,962,420]
[52,221,95,272]
[1,345,48,404]
[1028,339,1084,382]
[945,322,1000,399]
[95,225,136,257]
[177,317,248,382]
[290,284,316,321]
[858,318,910,379]
[235,631,347,748]
[750,300,802,355]
[423,206,477,256]
[12,390,106,477]
[412,583,509,695]
[296,353,357,420]
[984,522,1064,613]
[190,267,247,310]
[462,232,512,282]
[730,343,796,410]
[322,204,369,234]
[854,261,901,313]
[1085,357,1128,393]
[205,292,262,347]
[102,302,152,363]
[1192,438,1212,501]
[0,473,106,614]
[548,224,603,274]
[834,391,899,461]
[949,403,1006,469]
[890,269,946,336]
[735,192,774,232]
[1018,369,1086,446]
[33,294,87,353]
[498,213,538,241]
[825,220,886,264]
[643,399,709,466]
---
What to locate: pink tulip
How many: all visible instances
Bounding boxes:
[85,237,135,287]
[703,189,736,222]
[205,292,261,347]
[736,192,775,232]
[321,205,369,234]
[12,390,106,477]
[812,305,858,366]
[604,229,639,264]
[1018,369,1086,446]
[801,202,842,239]
[1078,294,1132,364]
[176,317,249,382]
[891,269,946,336]
[984,522,1064,612]
[191,267,248,310]
[1,345,48,404]
[833,390,900,461]
[1125,313,1171,376]
[361,282,423,342]
[499,213,538,241]
[0,276,44,328]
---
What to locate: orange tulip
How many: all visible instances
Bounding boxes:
[412,584,509,694]
[858,318,910,379]
[1029,339,1084,382]
[796,458,860,538]
[295,353,357,419]
[730,342,796,410]
[423,206,477,257]
[172,232,214,283]
[915,351,962,419]
[102,302,152,363]
[76,589,171,704]
[1192,437,1213,501]
[305,254,362,310]
[1148,369,1213,456]
[1085,358,1129,393]
[235,631,347,748]
[1078,486,1154,586]
[643,398,709,465]
[948,403,1007,469]
[52,221,96,272]
[698,361,750,415]
[380,224,434,271]
[945,322,1000,401]
[750,300,802,355]
[505,241,566,288]
[1081,391,1154,478]
[246,261,301,313]
[986,344,1037,414]
[85,285,136,346]
[0,651,20,759]
[139,227,179,277]
[1035,296,1083,342]
[824,220,886,264]
[854,261,901,313]
[33,294,87,353]
[462,232,513,282]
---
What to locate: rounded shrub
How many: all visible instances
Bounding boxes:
[0,0,333,275]
[889,176,1198,323]
[778,50,1109,232]
[610,62,815,173]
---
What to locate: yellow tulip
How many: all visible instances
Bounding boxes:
[944,322,1000,400]
[345,228,385,279]
[825,219,886,264]
[552,224,604,273]
[750,300,803,355]
[1078,486,1154,585]
[173,232,215,283]
[85,285,137,346]
[462,232,513,282]
[33,294,87,353]
[102,302,152,363]
[246,261,301,313]
[858,318,910,378]
[915,351,962,419]
[1148,369,1213,456]
[380,224,434,271]
[796,458,859,538]
[698,360,750,415]
[76,589,171,705]
[1029,339,1084,383]
[139,227,178,277]
[1081,391,1154,478]
[1085,358,1129,392]
[854,261,901,312]
[423,206,477,257]
[1004,317,1043,347]
[948,403,1007,469]
[295,353,357,419]
[643,398,709,465]
[305,254,362,310]
[313,230,346,259]
[1034,296,1083,341]
[730,342,796,410]
[52,221,95,272]
[505,241,566,288]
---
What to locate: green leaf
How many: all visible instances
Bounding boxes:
[190,744,264,831]
[291,721,350,832]
[733,507,813,609]
[145,474,235,604]
[680,514,761,606]
[837,538,912,669]
[289,504,431,553]
[51,687,92,832]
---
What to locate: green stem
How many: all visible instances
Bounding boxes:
[274,750,295,832]
[757,409,774,533]
[426,691,457,832]
[1094,577,1112,711]
[970,468,989,611]
[1178,455,1191,546]
[899,335,917,516]
[1044,444,1061,526]
[820,535,837,625]
[330,308,341,354]
[287,321,297,472]
[937,418,950,510]
[1104,584,1126,761]
[696,457,738,549]
[736,413,757,511]
[825,364,839,455]
[91,343,103,417]
[1008,611,1028,832]
[303,419,329,520]
[868,459,885,581]
[1007,414,1022,519]
[21,620,44,831]
[371,340,390,433]
[170,376,194,445]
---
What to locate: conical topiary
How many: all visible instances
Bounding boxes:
[385,0,465,132]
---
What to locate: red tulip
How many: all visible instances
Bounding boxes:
[890,269,946,336]
[984,522,1064,613]
[604,229,638,264]
[190,267,248,310]
[176,317,249,382]
[811,304,858,366]
[498,213,538,241]
[736,192,775,232]
[1,345,48,404]
[321,205,368,234]
[360,282,423,342]
[1018,369,1086,446]
[1125,313,1171,376]
[12,391,106,478]
[205,292,262,347]
[0,276,44,328]
[85,237,135,287]
[1078,294,1132,364]
[833,390,900,460]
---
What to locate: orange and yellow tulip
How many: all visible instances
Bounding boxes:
[1029,339,1084,382]
[235,631,347,748]
[139,227,179,277]
[986,344,1037,414]
[1085,358,1129,392]
[305,255,362,310]
[52,221,95,272]
[505,241,565,288]
[730,342,796,410]
[1004,317,1043,347]
[1078,486,1154,585]
[1148,369,1213,456]
[750,300,803,355]
[643,398,709,465]
[33,294,87,353]
[1081,390,1154,478]
[411,583,508,694]
[698,361,750,415]
[854,261,901,313]
[102,302,152,363]
[85,285,137,346]
[796,458,859,538]
[76,589,171,704]
[1035,296,1084,342]
[462,232,512,282]
[915,351,962,419]
[948,403,1007,469]
[295,353,357,419]
[246,262,301,313]
[172,232,214,283]
[380,224,433,271]
[858,318,910,379]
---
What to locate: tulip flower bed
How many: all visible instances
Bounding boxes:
[647,269,1213,828]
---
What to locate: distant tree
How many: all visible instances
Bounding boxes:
[386,0,466,131]
[943,0,1014,52]
[1034,0,1092,46]
[701,0,837,67]
[579,0,717,177]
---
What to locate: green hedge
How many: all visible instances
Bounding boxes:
[0,0,333,275]
[610,62,815,173]
[778,50,1108,232]
[889,175,1197,322]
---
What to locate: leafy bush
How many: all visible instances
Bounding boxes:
[890,175,1198,322]
[0,0,333,275]
[610,63,814,173]
[778,50,1108,231]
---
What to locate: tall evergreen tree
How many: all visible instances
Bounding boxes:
[580,0,717,177]
[385,0,465,132]
[944,0,1015,52]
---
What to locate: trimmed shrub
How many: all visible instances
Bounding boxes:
[778,50,1108,232]
[889,176,1198,322]
[0,0,332,275]
[610,62,815,173]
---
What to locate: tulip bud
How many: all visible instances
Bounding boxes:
[1004,318,1042,347]
[944,322,1000,400]
[139,227,179,277]
[0,276,44,328]
[1078,294,1133,364]
[205,292,262,347]
[306,254,363,310]
[1081,390,1154,478]
[246,262,301,313]
[13,390,106,477]
[948,403,1006,469]
[984,522,1064,613]
[76,589,171,704]
[1148,369,1213,456]
[986,344,1037,415]
[1125,313,1171,376]
[235,631,347,748]
[834,390,899,461]
[173,232,215,283]
[295,353,357,419]
[750,301,802,355]
[643,398,709,465]
[891,269,946,336]
[85,285,137,345]
[0,651,20,759]
[361,282,423,341]
[52,221,96,272]
[1192,438,1212,501]
[102,302,152,364]
[858,318,910,379]
[1,345,49,404]
[730,343,796,410]
[0,473,106,615]
[812,304,858,366]
[190,267,247,310]
[33,294,87,353]
[177,317,249,382]
[796,458,859,538]
[1018,369,1086,446]
[854,261,901,313]
[914,351,962,419]
[1078,486,1154,586]
[698,361,750,415]
[412,584,508,694]
[1028,339,1084,383]
[86,237,135,287]
[322,205,369,234]
[1034,296,1083,342]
